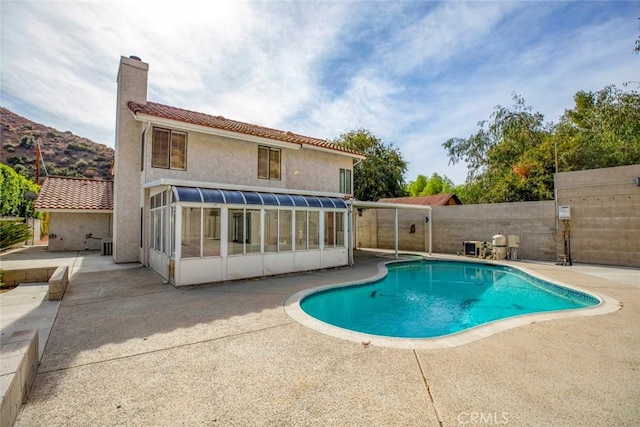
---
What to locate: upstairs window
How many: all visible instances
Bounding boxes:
[258,146,280,180]
[152,128,187,170]
[339,168,352,194]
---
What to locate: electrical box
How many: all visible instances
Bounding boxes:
[558,205,571,220]
[463,241,482,257]
[507,235,520,248]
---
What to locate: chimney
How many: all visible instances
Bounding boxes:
[113,55,149,263]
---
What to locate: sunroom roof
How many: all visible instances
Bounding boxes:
[172,187,348,209]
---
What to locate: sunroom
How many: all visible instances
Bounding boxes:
[147,185,350,286]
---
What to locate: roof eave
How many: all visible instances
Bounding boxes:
[132,111,365,159]
[35,208,113,213]
[133,112,303,151]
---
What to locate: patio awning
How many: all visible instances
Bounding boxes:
[172,187,348,208]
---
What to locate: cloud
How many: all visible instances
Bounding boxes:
[1,1,638,186]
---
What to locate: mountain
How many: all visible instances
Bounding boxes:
[1,107,114,182]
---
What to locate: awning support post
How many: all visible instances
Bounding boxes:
[394,208,399,259]
[428,208,432,255]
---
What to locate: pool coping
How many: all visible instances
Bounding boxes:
[283,254,622,350]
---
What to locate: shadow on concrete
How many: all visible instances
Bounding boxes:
[23,250,387,401]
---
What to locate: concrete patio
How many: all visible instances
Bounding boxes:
[3,248,639,426]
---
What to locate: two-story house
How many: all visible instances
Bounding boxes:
[114,56,365,286]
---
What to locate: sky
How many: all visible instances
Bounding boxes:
[1,1,638,185]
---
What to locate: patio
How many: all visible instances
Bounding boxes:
[7,249,640,426]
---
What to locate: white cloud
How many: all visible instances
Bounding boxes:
[1,1,638,187]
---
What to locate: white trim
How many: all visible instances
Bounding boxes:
[351,200,432,211]
[304,144,366,160]
[132,112,365,159]
[143,178,348,199]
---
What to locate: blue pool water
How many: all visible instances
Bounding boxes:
[300,260,599,338]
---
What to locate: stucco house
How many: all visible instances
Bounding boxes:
[34,176,113,251]
[112,55,365,286]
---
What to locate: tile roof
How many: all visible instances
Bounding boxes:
[128,101,365,158]
[379,194,462,206]
[34,177,113,211]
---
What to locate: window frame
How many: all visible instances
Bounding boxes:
[258,145,281,180]
[152,127,187,170]
[339,168,352,194]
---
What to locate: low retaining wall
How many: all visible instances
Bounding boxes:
[1,266,69,301]
[0,330,39,427]
[47,266,69,301]
[1,268,58,288]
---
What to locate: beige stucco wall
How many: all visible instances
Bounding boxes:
[142,130,354,195]
[113,56,147,263]
[47,212,112,251]
[555,164,640,267]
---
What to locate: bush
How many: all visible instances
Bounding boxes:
[0,220,32,249]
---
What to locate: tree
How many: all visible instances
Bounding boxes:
[441,85,640,204]
[0,164,41,218]
[443,94,553,203]
[331,129,407,201]
[406,173,455,196]
[553,84,640,171]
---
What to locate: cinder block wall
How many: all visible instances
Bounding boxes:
[355,165,640,267]
[356,201,557,261]
[555,164,640,267]
[431,201,557,260]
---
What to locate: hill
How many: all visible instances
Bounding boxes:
[1,107,114,182]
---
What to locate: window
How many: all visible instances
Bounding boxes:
[324,211,345,248]
[295,211,307,250]
[264,210,278,252]
[181,207,220,258]
[228,209,245,255]
[258,146,280,180]
[150,192,168,253]
[182,207,201,258]
[152,128,187,170]
[308,211,320,249]
[203,208,220,257]
[246,209,261,254]
[339,168,352,194]
[279,210,292,251]
[228,209,261,255]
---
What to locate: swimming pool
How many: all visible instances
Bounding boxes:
[298,259,600,339]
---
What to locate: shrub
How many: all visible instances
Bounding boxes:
[0,220,32,249]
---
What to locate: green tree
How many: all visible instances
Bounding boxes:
[406,173,456,196]
[406,174,428,196]
[331,129,407,201]
[553,84,640,171]
[443,94,554,203]
[0,164,41,217]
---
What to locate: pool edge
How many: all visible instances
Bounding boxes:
[283,254,622,350]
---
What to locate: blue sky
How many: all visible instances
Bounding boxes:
[1,1,638,184]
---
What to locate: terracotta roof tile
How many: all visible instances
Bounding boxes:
[128,101,364,158]
[379,194,462,206]
[34,177,113,211]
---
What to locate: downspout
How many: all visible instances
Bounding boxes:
[348,203,354,265]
